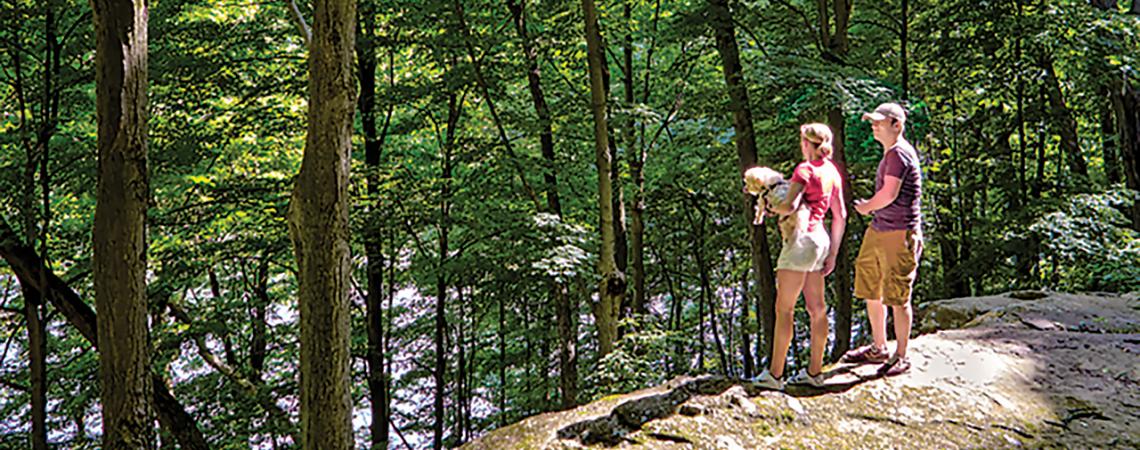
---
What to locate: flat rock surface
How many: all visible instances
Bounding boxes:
[461,292,1140,449]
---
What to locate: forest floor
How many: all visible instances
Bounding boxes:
[461,291,1140,449]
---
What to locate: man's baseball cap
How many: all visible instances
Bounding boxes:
[862,102,907,123]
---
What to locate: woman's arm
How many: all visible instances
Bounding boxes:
[769,181,805,216]
[822,184,847,276]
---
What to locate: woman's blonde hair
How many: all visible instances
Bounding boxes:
[800,123,833,159]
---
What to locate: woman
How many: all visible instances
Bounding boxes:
[753,123,847,389]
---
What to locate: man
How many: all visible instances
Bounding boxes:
[842,102,923,376]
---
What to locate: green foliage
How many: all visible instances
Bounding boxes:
[1024,188,1140,292]
[1,0,1139,447]
[584,318,689,401]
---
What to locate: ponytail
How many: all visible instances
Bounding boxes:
[800,123,834,160]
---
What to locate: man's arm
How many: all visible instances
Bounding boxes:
[855,176,902,214]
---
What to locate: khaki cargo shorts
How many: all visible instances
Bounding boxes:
[854,227,923,306]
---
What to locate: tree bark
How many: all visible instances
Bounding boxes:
[831,0,851,54]
[356,0,394,446]
[708,0,778,360]
[0,220,209,449]
[1116,78,1140,230]
[250,254,269,380]
[738,272,755,377]
[1102,86,1121,184]
[91,0,154,446]
[505,0,577,409]
[583,0,625,358]
[901,0,909,96]
[1042,56,1089,179]
[287,0,356,446]
[25,288,47,450]
[828,108,858,361]
[433,88,460,450]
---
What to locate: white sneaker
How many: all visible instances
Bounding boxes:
[751,369,784,390]
[788,368,825,388]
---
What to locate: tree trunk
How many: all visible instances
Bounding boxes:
[287,0,356,446]
[831,0,851,54]
[707,0,778,361]
[91,0,155,446]
[623,1,649,320]
[25,289,47,450]
[828,108,858,361]
[357,0,394,446]
[822,0,855,360]
[455,290,468,445]
[1034,85,1048,198]
[497,295,507,426]
[455,0,541,211]
[901,0,909,96]
[251,255,269,381]
[1116,78,1140,230]
[738,272,755,378]
[433,89,460,450]
[1042,56,1089,179]
[506,0,577,409]
[583,0,625,358]
[0,220,210,449]
[1016,25,1027,200]
[1102,86,1121,184]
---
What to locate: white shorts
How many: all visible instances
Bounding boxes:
[776,227,830,273]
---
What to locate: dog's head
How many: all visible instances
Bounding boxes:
[743,167,784,196]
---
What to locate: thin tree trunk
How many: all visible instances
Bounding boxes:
[816,0,830,49]
[250,254,269,380]
[707,0,778,361]
[455,0,541,211]
[357,1,394,446]
[901,0,909,96]
[1016,18,1027,200]
[0,221,209,449]
[455,289,468,445]
[91,0,154,445]
[505,0,577,409]
[1034,86,1047,198]
[26,288,47,450]
[623,1,649,319]
[287,0,356,446]
[1042,56,1089,178]
[656,245,684,374]
[433,89,459,450]
[583,0,625,357]
[28,7,51,441]
[739,272,754,377]
[497,294,507,427]
[1101,86,1121,184]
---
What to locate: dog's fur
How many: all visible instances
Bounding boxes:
[743,167,810,243]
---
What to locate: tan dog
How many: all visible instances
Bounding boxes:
[743,167,809,243]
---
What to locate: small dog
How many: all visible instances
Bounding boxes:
[743,166,809,243]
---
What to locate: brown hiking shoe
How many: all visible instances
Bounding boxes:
[879,354,911,377]
[841,345,889,364]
